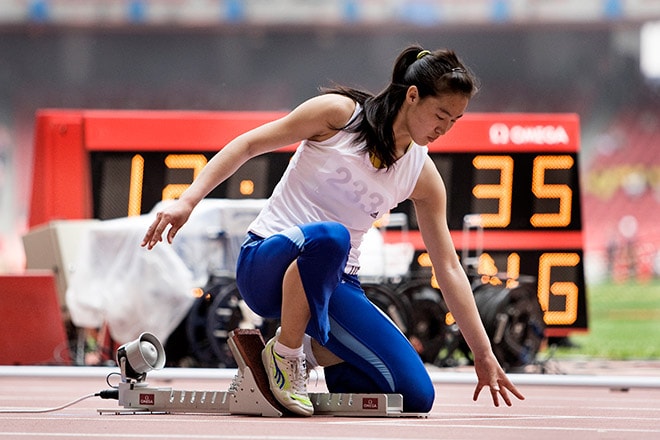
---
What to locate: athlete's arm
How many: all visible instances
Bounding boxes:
[142,94,356,249]
[409,157,525,406]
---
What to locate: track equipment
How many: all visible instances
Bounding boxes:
[99,329,427,418]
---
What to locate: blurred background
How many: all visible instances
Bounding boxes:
[0,0,659,364]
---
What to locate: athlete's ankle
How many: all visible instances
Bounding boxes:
[274,340,304,358]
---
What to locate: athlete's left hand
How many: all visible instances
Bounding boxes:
[472,353,525,407]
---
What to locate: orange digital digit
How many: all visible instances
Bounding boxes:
[537,252,580,325]
[471,155,513,228]
[477,252,498,277]
[531,155,574,227]
[128,154,144,216]
[161,154,208,201]
[506,252,520,288]
[475,252,520,288]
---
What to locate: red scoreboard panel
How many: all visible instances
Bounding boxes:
[30,109,585,336]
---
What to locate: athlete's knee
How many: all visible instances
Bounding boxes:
[396,359,435,413]
[404,378,435,413]
[304,222,351,256]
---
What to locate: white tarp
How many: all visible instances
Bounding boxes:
[65,199,266,344]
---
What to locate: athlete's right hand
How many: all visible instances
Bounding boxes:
[141,200,194,250]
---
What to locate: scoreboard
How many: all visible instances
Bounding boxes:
[30,109,586,336]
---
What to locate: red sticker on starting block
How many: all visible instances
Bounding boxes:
[139,394,155,405]
[362,397,379,410]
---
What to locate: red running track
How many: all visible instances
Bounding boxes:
[1,367,659,440]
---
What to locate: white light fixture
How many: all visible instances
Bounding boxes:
[115,332,165,383]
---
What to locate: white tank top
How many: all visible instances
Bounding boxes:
[248,103,429,270]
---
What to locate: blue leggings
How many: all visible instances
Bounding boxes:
[236,221,435,413]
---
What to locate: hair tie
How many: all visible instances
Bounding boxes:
[452,67,466,73]
[416,50,431,60]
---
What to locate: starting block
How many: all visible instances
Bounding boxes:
[100,329,427,418]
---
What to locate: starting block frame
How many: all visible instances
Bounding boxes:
[99,329,427,418]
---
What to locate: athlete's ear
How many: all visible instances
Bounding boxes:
[406,86,419,103]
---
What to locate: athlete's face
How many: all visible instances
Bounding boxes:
[404,89,469,145]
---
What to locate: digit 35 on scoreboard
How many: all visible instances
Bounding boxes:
[30,110,586,336]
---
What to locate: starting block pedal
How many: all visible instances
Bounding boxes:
[100,329,427,418]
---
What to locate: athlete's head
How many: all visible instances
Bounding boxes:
[390,47,479,148]
[325,45,479,169]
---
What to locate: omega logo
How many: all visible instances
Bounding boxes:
[489,123,569,145]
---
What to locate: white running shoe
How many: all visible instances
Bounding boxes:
[261,335,314,416]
